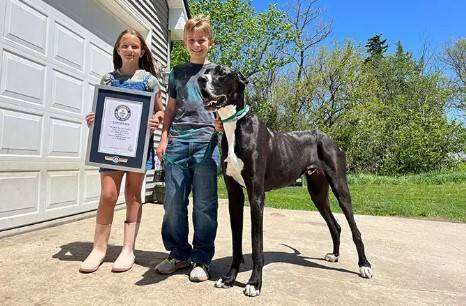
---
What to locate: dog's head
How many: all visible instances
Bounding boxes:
[198,65,248,111]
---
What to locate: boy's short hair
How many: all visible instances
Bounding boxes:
[183,17,214,41]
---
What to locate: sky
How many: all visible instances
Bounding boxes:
[252,0,466,58]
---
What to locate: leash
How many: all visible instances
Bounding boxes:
[163,104,250,169]
[220,105,250,123]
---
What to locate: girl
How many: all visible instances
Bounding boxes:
[80,29,164,273]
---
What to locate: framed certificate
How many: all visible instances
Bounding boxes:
[85,85,155,172]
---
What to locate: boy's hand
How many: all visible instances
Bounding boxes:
[214,114,224,132]
[154,110,164,125]
[156,139,167,161]
[85,113,95,127]
[149,111,164,134]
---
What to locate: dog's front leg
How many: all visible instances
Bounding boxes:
[244,180,265,297]
[215,176,245,289]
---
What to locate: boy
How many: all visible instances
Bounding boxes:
[155,17,221,282]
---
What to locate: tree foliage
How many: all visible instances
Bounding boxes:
[349,44,463,174]
[265,41,465,174]
[365,34,388,62]
[442,38,466,113]
[442,38,466,86]
[173,0,293,78]
[171,1,465,174]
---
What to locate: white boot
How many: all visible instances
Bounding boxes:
[79,223,112,273]
[111,222,140,272]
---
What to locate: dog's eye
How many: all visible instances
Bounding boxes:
[204,68,211,74]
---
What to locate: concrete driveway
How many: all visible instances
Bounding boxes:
[0,200,465,305]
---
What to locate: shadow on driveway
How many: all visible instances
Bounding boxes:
[53,242,358,288]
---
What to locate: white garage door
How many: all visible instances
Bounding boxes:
[0,0,139,230]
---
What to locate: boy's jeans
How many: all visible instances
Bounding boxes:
[162,135,219,265]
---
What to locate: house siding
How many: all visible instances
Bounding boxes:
[127,0,170,201]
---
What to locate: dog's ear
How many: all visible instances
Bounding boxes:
[236,71,249,86]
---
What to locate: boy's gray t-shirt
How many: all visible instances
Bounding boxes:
[168,62,216,142]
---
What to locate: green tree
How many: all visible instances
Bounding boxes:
[264,42,376,133]
[442,38,466,114]
[170,41,190,67]
[285,0,331,81]
[365,34,388,62]
[442,38,466,86]
[272,40,464,174]
[172,0,293,78]
[347,42,464,173]
[171,0,295,123]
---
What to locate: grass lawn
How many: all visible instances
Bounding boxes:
[217,170,466,223]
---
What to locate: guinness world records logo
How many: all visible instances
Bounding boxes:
[114,105,131,121]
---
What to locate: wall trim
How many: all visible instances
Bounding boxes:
[96,0,153,45]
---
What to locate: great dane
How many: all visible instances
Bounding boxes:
[198,65,373,297]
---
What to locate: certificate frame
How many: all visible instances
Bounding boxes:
[85,85,155,173]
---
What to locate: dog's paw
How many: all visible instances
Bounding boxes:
[214,278,232,289]
[244,284,260,297]
[359,266,373,278]
[214,278,224,288]
[324,253,339,262]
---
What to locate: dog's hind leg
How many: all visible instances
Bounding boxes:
[305,168,341,262]
[318,141,373,278]
[215,175,245,289]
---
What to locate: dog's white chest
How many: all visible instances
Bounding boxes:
[225,155,245,187]
[218,106,246,187]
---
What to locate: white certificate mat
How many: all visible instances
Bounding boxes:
[98,97,143,157]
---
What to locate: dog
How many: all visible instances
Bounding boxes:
[198,65,373,297]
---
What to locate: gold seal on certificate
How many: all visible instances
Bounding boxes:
[85,85,155,172]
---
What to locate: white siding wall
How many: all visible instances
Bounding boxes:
[127,0,170,201]
[0,0,171,230]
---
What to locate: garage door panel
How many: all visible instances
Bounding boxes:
[4,0,48,55]
[88,42,112,79]
[0,0,148,230]
[1,50,46,104]
[0,108,42,155]
[46,170,79,209]
[50,69,83,113]
[0,171,40,218]
[53,21,84,71]
[83,170,100,203]
[0,1,5,38]
[48,117,81,157]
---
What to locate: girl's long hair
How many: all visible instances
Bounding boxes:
[113,29,157,76]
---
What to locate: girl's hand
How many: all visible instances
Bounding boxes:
[214,114,224,132]
[156,139,167,161]
[85,113,95,127]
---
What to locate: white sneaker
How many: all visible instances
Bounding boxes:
[189,263,209,282]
